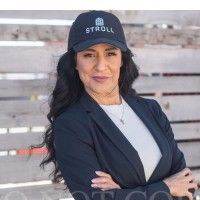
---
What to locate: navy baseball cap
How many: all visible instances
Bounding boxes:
[67,10,128,52]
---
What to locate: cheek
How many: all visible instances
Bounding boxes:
[113,68,121,82]
[76,62,93,84]
[111,61,122,79]
[112,55,122,69]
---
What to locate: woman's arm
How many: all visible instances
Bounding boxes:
[54,113,173,200]
[149,99,197,199]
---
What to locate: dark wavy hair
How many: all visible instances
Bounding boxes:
[31,47,140,184]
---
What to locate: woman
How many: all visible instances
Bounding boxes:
[39,11,198,200]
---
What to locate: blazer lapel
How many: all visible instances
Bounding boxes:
[80,91,147,184]
[80,91,171,185]
[124,94,172,184]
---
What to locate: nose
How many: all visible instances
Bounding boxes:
[94,56,108,71]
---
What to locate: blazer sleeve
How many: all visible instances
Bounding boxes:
[149,99,195,198]
[54,113,173,200]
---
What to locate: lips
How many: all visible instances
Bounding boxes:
[92,76,110,83]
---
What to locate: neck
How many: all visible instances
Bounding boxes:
[85,87,122,105]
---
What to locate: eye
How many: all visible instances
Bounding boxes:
[107,52,117,56]
[83,53,95,58]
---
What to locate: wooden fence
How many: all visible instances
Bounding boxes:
[0,10,199,200]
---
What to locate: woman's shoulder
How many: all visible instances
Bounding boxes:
[126,88,160,109]
[138,95,162,116]
[53,100,93,135]
[125,93,162,122]
[137,95,159,107]
[54,101,87,123]
[128,92,161,113]
[53,101,94,143]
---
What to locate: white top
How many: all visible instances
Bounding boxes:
[99,97,162,182]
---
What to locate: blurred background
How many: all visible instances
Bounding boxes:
[0,10,199,200]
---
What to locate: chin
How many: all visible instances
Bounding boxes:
[91,87,115,95]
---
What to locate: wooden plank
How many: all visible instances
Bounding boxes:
[1,45,200,73]
[0,154,53,184]
[111,11,200,26]
[0,43,65,73]
[0,79,53,97]
[145,95,200,121]
[0,10,84,20]
[0,184,70,200]
[0,11,200,26]
[1,123,200,151]
[0,25,200,46]
[0,100,49,115]
[0,114,48,128]
[1,76,200,97]
[178,142,200,167]
[0,132,43,150]
[133,47,200,73]
[0,143,199,184]
[0,24,70,41]
[133,76,200,93]
[172,123,200,140]
[0,123,199,150]
[0,99,49,127]
[0,95,200,128]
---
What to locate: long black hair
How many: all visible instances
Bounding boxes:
[31,47,140,183]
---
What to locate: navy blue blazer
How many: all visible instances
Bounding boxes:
[54,91,193,200]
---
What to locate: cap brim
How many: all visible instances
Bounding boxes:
[73,38,128,52]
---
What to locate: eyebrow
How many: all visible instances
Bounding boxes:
[83,46,118,52]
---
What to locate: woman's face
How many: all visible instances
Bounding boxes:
[76,43,122,96]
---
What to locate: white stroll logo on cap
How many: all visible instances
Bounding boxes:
[95,17,104,26]
[85,17,114,34]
